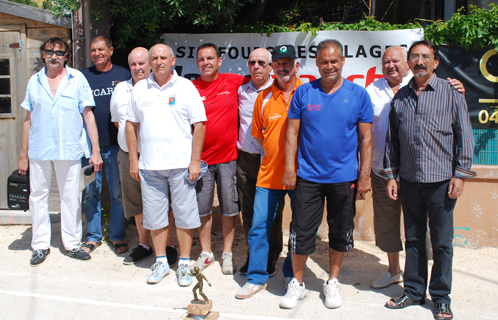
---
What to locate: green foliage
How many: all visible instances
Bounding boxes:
[8,0,38,7]
[41,0,81,17]
[100,0,254,48]
[425,4,498,49]
[244,16,421,38]
[39,0,495,51]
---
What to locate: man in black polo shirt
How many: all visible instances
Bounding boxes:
[81,36,130,254]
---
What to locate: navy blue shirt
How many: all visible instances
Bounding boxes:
[81,65,131,147]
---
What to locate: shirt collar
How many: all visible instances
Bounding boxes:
[147,70,179,89]
[38,66,74,81]
[243,78,273,93]
[408,72,437,92]
[271,76,302,97]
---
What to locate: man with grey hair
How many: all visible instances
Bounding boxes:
[110,47,178,266]
[382,40,474,320]
[126,43,206,286]
[236,48,285,277]
[366,46,466,290]
[235,45,301,299]
[282,39,373,309]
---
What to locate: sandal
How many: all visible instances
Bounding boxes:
[385,294,425,309]
[83,241,102,253]
[434,303,453,320]
[113,242,129,254]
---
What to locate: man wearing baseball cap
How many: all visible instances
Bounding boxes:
[235,44,301,299]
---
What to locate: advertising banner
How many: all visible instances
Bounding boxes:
[437,46,498,128]
[163,29,424,89]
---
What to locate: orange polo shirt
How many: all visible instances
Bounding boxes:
[251,77,303,189]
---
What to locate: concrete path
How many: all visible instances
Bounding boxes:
[1,218,497,320]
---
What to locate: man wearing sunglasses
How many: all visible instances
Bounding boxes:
[236,48,287,278]
[18,37,103,265]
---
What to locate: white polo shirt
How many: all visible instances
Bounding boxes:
[366,71,411,178]
[237,78,273,154]
[127,71,207,170]
[110,78,137,152]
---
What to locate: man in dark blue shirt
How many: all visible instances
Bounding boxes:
[81,36,131,254]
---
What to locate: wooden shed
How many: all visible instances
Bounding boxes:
[0,0,71,210]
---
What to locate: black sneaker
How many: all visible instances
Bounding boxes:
[30,249,50,266]
[267,261,277,277]
[166,246,178,267]
[67,246,91,260]
[239,258,249,275]
[123,245,153,265]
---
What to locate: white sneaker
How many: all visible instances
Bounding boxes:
[235,282,267,299]
[323,279,342,309]
[221,252,235,275]
[280,278,306,309]
[371,271,403,289]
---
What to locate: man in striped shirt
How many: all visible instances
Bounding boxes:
[382,40,475,320]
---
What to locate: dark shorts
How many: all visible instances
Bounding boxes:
[196,160,239,217]
[289,177,356,255]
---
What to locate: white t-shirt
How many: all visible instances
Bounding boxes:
[110,79,137,152]
[366,71,412,178]
[127,71,207,170]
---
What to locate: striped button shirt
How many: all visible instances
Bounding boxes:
[381,73,476,183]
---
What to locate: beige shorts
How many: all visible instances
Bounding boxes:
[117,148,143,218]
[371,171,403,253]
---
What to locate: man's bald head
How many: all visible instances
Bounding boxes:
[248,48,272,89]
[382,46,410,88]
[149,43,174,60]
[128,47,150,85]
[383,46,407,62]
[249,48,272,64]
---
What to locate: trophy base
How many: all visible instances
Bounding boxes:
[184,300,219,320]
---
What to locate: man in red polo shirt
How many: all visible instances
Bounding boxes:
[192,43,249,274]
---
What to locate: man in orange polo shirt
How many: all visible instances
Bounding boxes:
[235,45,302,299]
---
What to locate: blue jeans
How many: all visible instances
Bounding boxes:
[247,187,294,285]
[83,145,126,242]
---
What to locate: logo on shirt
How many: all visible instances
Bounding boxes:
[140,99,154,108]
[201,96,206,101]
[217,91,231,95]
[343,99,349,103]
[306,104,321,111]
[169,95,176,106]
[268,113,282,120]
[93,87,114,97]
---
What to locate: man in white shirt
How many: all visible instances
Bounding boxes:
[110,47,177,266]
[126,43,206,286]
[236,48,286,276]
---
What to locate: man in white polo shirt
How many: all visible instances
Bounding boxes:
[126,43,206,286]
[110,46,178,266]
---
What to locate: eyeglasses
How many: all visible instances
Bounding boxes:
[248,60,269,67]
[45,50,66,57]
[409,54,432,63]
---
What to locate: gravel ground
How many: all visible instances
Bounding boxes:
[1,218,498,320]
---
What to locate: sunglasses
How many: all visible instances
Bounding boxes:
[45,50,66,57]
[248,60,270,67]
